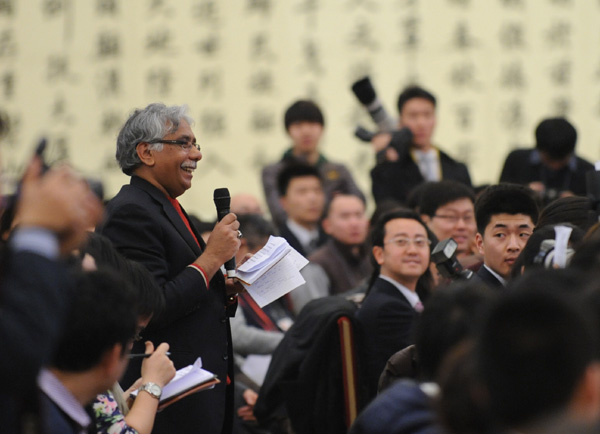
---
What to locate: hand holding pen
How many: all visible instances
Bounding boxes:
[137,342,176,388]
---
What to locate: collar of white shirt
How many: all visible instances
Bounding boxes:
[483,264,507,287]
[378,275,422,309]
[38,369,91,432]
[286,218,319,252]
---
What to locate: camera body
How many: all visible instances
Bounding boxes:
[431,238,474,281]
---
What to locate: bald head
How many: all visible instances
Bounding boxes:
[231,193,263,216]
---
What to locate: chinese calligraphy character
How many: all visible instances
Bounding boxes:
[499,62,526,89]
[499,22,525,49]
[97,32,120,58]
[249,108,275,133]
[249,70,275,93]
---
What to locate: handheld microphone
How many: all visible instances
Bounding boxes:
[213,188,236,278]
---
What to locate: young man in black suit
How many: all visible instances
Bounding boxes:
[276,163,328,257]
[370,85,472,205]
[38,270,138,434]
[97,103,242,434]
[356,209,433,400]
[473,183,539,289]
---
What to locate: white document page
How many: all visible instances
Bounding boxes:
[240,244,309,308]
[236,236,291,285]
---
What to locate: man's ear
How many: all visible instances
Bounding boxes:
[136,143,156,167]
[372,245,384,266]
[475,233,484,255]
[421,214,432,226]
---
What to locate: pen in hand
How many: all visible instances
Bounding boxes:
[129,352,171,359]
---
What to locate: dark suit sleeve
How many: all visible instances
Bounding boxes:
[458,163,472,187]
[371,162,402,204]
[0,249,71,391]
[98,202,213,329]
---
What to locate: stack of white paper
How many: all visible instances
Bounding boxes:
[236,236,309,307]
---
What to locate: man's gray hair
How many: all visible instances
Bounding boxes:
[116,103,194,175]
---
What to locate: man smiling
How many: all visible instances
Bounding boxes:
[97,103,241,434]
[356,209,433,399]
[473,184,539,289]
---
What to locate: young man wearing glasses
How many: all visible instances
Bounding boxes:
[356,209,433,400]
[417,180,480,267]
[97,103,242,434]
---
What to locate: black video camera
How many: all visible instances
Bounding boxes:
[431,238,474,281]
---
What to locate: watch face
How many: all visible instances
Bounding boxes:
[149,384,162,397]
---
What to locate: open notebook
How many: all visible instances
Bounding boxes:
[132,358,219,411]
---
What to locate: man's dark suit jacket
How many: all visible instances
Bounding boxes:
[277,222,328,258]
[499,148,594,197]
[39,391,93,434]
[97,176,234,434]
[370,147,472,205]
[355,277,420,400]
[472,265,504,291]
[1,246,72,434]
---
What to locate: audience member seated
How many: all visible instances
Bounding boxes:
[231,193,264,216]
[230,214,294,434]
[535,195,597,233]
[38,269,138,434]
[510,223,584,279]
[417,180,480,268]
[356,209,433,400]
[350,281,495,434]
[232,214,292,366]
[276,163,328,257]
[291,192,372,315]
[499,117,594,205]
[472,183,539,290]
[477,273,600,434]
[78,233,176,434]
[370,85,471,206]
[262,99,364,226]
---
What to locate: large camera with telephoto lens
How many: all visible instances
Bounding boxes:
[351,76,414,160]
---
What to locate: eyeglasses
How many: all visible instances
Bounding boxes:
[146,139,201,153]
[385,237,431,249]
[433,214,475,224]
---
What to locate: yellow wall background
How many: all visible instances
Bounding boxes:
[2,0,600,220]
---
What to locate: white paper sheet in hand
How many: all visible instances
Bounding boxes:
[236,236,291,284]
[240,246,309,308]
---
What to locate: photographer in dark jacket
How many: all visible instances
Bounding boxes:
[500,117,594,205]
[370,86,472,206]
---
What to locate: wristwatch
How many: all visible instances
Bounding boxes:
[139,382,162,400]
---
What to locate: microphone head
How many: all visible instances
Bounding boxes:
[351,76,377,105]
[213,188,231,210]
